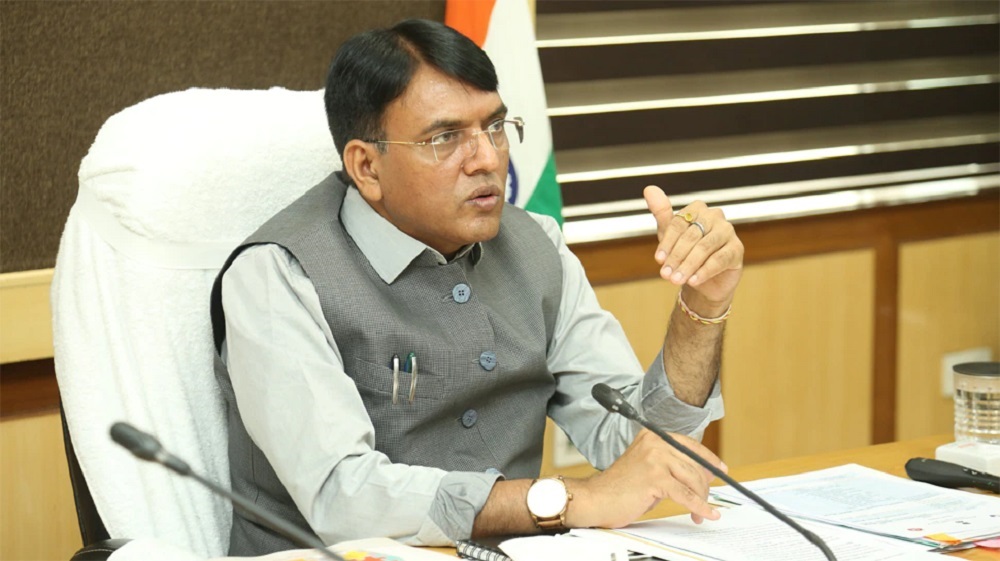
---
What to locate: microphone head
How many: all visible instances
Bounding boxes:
[110,422,162,461]
[591,383,640,420]
[591,383,618,409]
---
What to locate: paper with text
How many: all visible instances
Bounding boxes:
[711,464,1000,544]
[574,506,939,561]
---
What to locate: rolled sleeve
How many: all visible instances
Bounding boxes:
[640,351,724,441]
[425,471,504,544]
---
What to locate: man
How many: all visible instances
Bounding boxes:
[211,18,744,555]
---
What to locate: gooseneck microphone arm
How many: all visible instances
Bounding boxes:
[110,422,345,561]
[590,384,837,561]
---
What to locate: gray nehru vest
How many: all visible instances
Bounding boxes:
[210,172,563,555]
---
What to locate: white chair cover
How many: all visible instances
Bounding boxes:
[51,87,340,559]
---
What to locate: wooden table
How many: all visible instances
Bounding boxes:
[432,435,999,559]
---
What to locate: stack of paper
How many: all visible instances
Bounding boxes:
[710,464,1000,550]
[573,506,941,561]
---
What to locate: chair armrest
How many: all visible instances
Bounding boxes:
[70,539,131,561]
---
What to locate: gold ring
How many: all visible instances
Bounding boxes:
[677,211,696,223]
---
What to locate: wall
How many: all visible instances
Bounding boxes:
[0,415,80,561]
[717,250,875,466]
[0,271,53,364]
[897,232,1000,440]
[1,0,444,274]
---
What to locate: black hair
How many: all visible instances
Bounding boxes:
[324,18,499,160]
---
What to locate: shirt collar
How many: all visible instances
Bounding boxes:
[340,187,482,284]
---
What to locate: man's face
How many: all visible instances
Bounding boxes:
[361,64,509,258]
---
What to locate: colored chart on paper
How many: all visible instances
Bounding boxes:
[342,551,404,561]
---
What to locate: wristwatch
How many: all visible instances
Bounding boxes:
[526,476,572,531]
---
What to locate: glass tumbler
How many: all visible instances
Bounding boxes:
[954,361,1000,444]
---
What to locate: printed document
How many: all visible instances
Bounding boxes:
[711,464,1000,545]
[573,506,940,561]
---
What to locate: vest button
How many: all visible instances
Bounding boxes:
[452,283,471,303]
[461,409,478,428]
[479,351,497,371]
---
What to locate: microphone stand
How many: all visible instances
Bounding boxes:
[591,384,837,561]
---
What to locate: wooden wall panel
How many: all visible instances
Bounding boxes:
[0,269,54,364]
[896,232,1000,440]
[0,413,81,561]
[719,250,876,466]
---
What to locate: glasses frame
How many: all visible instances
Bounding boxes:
[367,117,525,163]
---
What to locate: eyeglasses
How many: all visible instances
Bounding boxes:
[368,117,524,163]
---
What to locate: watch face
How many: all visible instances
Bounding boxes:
[527,478,567,518]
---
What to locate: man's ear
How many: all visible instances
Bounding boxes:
[342,139,383,202]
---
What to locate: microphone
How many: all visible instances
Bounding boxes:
[905,457,999,493]
[110,422,345,561]
[110,423,192,475]
[591,384,837,561]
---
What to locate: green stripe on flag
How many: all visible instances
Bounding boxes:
[523,152,563,227]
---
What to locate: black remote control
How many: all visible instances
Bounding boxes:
[905,457,999,493]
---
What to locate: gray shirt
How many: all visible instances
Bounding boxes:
[221,186,724,546]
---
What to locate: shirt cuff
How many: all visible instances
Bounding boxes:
[639,351,725,440]
[422,471,504,545]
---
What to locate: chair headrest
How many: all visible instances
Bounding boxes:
[77,87,341,267]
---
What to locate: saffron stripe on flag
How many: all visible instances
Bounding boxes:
[445,0,496,48]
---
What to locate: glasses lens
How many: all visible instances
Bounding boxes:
[489,123,508,151]
[488,120,524,152]
[430,130,463,162]
[430,120,524,162]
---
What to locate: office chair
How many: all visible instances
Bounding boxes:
[51,87,341,560]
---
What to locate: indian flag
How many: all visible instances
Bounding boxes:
[446,0,563,225]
